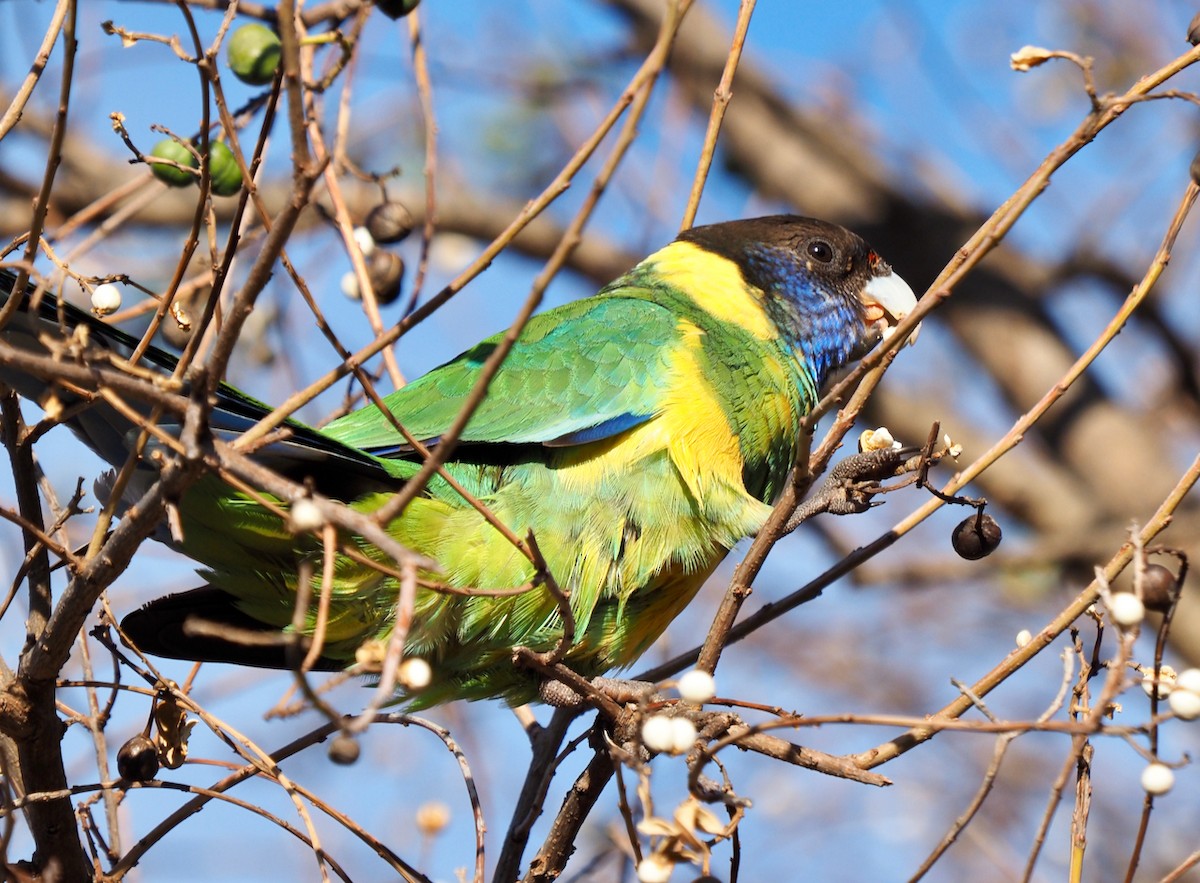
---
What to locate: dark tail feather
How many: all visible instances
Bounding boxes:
[1,273,387,672]
[120,586,344,671]
[0,269,396,491]
[0,270,180,468]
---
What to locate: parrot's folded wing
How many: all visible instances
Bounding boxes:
[322,296,680,455]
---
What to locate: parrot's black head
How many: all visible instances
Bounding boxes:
[678,215,919,381]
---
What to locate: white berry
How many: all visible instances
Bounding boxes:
[1140,762,1175,795]
[340,270,361,300]
[288,498,325,532]
[677,669,716,704]
[636,854,674,883]
[1108,593,1145,628]
[398,657,432,691]
[668,716,698,754]
[641,714,675,753]
[641,714,696,755]
[352,225,377,257]
[1142,666,1176,698]
[1015,629,1033,648]
[1168,688,1200,721]
[91,283,122,316]
[1176,668,1200,694]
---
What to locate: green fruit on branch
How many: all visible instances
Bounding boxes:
[148,138,197,187]
[227,23,281,85]
[207,141,244,197]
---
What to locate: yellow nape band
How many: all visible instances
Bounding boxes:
[644,241,774,339]
[659,322,745,503]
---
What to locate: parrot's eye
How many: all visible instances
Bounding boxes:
[805,239,835,263]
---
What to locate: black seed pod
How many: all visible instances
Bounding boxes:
[329,734,360,765]
[376,0,421,21]
[951,512,1002,560]
[1141,564,1178,612]
[367,250,405,305]
[366,200,416,244]
[117,734,160,782]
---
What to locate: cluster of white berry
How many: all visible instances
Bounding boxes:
[638,670,716,758]
[1136,666,1199,795]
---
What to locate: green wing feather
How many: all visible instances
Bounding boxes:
[323,296,680,452]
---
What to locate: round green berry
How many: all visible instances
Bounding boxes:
[148,138,197,187]
[227,23,281,86]
[207,141,244,197]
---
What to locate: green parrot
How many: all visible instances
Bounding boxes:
[0,216,918,707]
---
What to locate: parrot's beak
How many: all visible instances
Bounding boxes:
[862,270,920,347]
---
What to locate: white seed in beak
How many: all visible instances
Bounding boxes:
[863,271,921,345]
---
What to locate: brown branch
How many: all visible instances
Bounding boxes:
[521,744,616,883]
[849,452,1200,772]
[494,709,582,882]
[678,0,755,230]
[0,386,89,880]
[0,0,69,142]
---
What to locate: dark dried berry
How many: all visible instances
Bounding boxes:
[376,0,421,20]
[951,512,1002,560]
[1190,149,1200,187]
[117,734,160,782]
[367,250,405,305]
[329,733,360,765]
[366,200,415,244]
[1141,563,1178,612]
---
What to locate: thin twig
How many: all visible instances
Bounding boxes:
[679,0,756,230]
